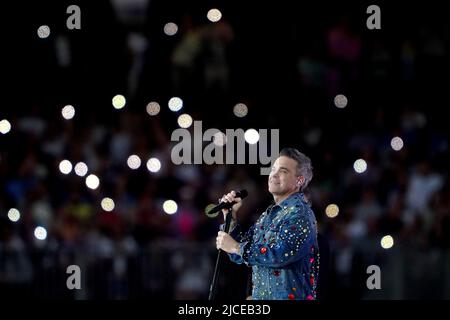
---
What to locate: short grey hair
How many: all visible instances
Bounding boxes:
[279,148,313,191]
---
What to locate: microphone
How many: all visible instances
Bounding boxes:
[207,189,248,215]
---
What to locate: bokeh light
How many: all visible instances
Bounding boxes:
[163,200,178,215]
[391,136,404,151]
[112,94,126,109]
[147,157,161,173]
[37,25,50,38]
[233,103,248,117]
[353,159,367,174]
[59,160,73,175]
[168,97,183,112]
[244,129,260,144]
[325,204,339,218]
[74,162,88,177]
[213,131,227,147]
[34,226,47,240]
[0,119,11,134]
[381,235,394,249]
[101,197,115,212]
[7,208,21,222]
[334,94,348,108]
[205,204,219,218]
[164,22,178,36]
[146,102,161,116]
[207,9,222,22]
[127,155,141,169]
[177,114,193,128]
[86,174,100,189]
[61,105,75,120]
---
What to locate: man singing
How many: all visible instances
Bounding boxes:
[216,148,319,300]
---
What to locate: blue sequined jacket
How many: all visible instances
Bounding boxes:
[225,192,319,300]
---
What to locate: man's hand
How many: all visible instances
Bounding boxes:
[216,231,240,254]
[219,190,243,220]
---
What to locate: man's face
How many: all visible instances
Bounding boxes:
[268,156,301,196]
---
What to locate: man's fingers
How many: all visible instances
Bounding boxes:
[217,232,227,245]
[216,232,228,250]
[216,235,221,249]
[217,232,224,244]
[221,190,238,203]
[221,195,232,203]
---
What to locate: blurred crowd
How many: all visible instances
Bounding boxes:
[1,1,449,299]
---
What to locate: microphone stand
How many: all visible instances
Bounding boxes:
[208,208,233,300]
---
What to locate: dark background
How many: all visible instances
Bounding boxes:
[1,0,449,299]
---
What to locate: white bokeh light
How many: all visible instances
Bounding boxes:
[101,197,115,212]
[85,174,100,189]
[391,136,404,151]
[146,102,161,116]
[163,200,178,215]
[59,160,73,175]
[0,119,12,134]
[207,9,222,22]
[334,94,348,108]
[127,155,142,169]
[213,131,227,147]
[177,114,193,128]
[74,162,88,177]
[61,105,75,120]
[164,22,178,36]
[112,94,126,109]
[147,157,161,173]
[37,25,51,39]
[34,226,47,240]
[233,103,248,117]
[353,159,367,174]
[244,129,260,144]
[8,208,21,222]
[168,97,183,112]
[381,235,394,249]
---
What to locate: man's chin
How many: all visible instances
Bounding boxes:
[269,186,281,194]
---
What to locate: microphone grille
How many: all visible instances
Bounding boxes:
[237,189,248,199]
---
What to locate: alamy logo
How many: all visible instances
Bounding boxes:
[66,5,81,30]
[366,265,381,290]
[366,5,381,30]
[170,121,280,175]
[66,265,81,290]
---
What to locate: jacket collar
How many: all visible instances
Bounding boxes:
[268,192,305,213]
